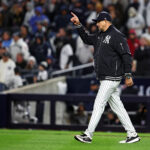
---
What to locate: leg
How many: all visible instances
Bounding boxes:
[108,88,137,137]
[84,80,119,138]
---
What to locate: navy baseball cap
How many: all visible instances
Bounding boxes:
[92,11,112,23]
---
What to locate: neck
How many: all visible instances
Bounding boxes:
[103,22,112,32]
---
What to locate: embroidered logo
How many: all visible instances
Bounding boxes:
[103,35,111,44]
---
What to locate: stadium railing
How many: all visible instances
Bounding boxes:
[51,62,94,78]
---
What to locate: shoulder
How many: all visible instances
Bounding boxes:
[10,59,15,64]
[8,59,16,67]
[63,44,72,51]
[111,26,125,37]
[111,26,126,41]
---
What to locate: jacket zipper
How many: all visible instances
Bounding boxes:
[96,36,103,73]
[115,60,118,76]
[98,36,103,54]
[120,43,124,50]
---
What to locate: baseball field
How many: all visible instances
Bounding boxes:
[0,129,149,150]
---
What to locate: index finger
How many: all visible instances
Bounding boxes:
[71,12,77,17]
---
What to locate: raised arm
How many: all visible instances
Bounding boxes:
[70,12,96,45]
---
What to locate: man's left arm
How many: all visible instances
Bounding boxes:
[114,35,133,86]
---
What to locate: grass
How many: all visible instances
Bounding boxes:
[0,129,150,150]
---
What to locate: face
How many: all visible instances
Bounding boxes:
[2,56,9,62]
[0,48,6,56]
[21,26,27,35]
[37,23,42,30]
[3,32,10,40]
[39,65,44,71]
[129,33,136,39]
[13,36,19,42]
[96,20,106,31]
[36,38,41,44]
[140,38,147,46]
[57,28,66,37]
[47,58,52,64]
[107,112,114,120]
[28,60,34,67]
[16,54,23,63]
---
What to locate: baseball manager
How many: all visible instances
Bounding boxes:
[71,11,140,144]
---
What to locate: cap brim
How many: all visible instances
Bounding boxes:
[92,19,97,23]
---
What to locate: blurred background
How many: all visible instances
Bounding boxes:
[0,0,150,132]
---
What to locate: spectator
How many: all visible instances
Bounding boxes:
[9,32,30,62]
[23,2,35,27]
[0,52,16,88]
[20,25,31,45]
[7,67,23,89]
[107,4,123,29]
[46,56,54,71]
[127,29,140,56]
[35,21,46,35]
[0,38,2,49]
[88,80,99,95]
[127,7,145,37]
[26,56,37,70]
[34,61,48,83]
[0,2,12,28]
[53,28,67,66]
[126,0,144,14]
[136,103,147,125]
[85,1,95,23]
[86,2,103,25]
[84,80,99,111]
[72,103,88,125]
[132,36,150,76]
[29,6,50,33]
[59,38,73,69]
[0,46,7,59]
[10,3,25,27]
[146,0,150,28]
[76,36,93,64]
[53,5,70,30]
[30,34,51,64]
[2,31,12,48]
[16,53,27,70]
[105,109,120,125]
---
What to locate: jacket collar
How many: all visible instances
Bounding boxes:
[103,24,113,33]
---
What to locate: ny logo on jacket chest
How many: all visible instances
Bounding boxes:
[103,35,111,44]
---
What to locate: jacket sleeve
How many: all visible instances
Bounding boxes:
[76,24,96,45]
[114,35,132,74]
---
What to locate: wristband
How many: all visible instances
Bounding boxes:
[125,73,132,79]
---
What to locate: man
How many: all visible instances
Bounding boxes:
[70,11,140,144]
[0,52,16,88]
[127,29,140,57]
[9,32,30,62]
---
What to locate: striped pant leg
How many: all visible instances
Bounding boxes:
[85,80,117,138]
[108,88,137,137]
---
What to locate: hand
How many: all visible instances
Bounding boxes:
[70,12,80,25]
[125,77,134,87]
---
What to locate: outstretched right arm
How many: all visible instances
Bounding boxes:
[70,12,96,45]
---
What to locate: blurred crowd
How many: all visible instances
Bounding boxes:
[0,0,150,91]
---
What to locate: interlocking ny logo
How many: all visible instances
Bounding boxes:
[103,35,111,44]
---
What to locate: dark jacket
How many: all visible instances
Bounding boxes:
[134,46,150,76]
[77,24,132,81]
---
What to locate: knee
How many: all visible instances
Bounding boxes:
[93,102,106,111]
